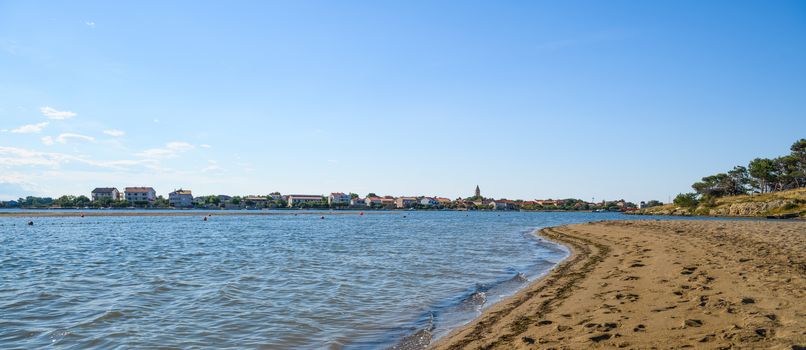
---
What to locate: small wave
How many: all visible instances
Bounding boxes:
[387,312,434,350]
[94,310,125,322]
[388,270,530,350]
[458,290,487,310]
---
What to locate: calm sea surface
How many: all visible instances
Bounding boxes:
[0,211,629,349]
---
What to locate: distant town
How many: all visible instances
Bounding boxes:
[0,185,662,212]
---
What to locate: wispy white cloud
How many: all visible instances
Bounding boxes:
[56,133,95,144]
[41,136,54,145]
[200,144,212,149]
[136,141,195,159]
[40,106,77,120]
[85,21,96,28]
[11,122,49,133]
[103,129,125,137]
[0,146,82,167]
[0,146,157,171]
[201,160,223,173]
[0,172,46,199]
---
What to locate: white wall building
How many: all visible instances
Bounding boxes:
[169,189,194,208]
[395,197,418,208]
[287,195,323,207]
[328,192,351,205]
[91,187,120,201]
[365,197,382,206]
[124,187,156,203]
[420,197,438,206]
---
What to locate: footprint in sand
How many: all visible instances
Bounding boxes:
[684,319,704,327]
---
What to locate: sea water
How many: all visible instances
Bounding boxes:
[0,211,625,349]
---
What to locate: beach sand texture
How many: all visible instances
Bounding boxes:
[432,220,805,349]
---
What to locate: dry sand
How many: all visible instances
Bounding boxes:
[432,220,805,349]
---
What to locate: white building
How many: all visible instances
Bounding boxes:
[91,187,120,201]
[287,194,323,207]
[328,192,351,206]
[350,197,366,206]
[244,195,270,207]
[395,197,418,208]
[169,189,193,208]
[365,197,382,206]
[420,197,439,206]
[124,187,156,203]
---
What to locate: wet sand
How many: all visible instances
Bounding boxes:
[0,210,389,217]
[432,220,805,349]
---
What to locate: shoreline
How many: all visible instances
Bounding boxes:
[429,224,605,349]
[431,220,805,349]
[0,209,611,218]
[390,228,573,349]
[0,210,397,217]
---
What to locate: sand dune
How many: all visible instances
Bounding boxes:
[432,220,805,349]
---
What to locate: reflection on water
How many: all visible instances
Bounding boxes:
[0,211,625,349]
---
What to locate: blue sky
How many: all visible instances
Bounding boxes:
[1,1,805,202]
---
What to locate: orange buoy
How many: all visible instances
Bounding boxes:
[360,212,364,216]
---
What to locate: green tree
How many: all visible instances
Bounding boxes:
[645,200,663,208]
[790,139,806,188]
[748,158,776,193]
[152,196,169,208]
[75,195,91,207]
[774,155,801,190]
[53,195,77,208]
[673,193,699,208]
[692,169,747,198]
[727,166,750,194]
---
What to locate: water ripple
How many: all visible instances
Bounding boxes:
[0,211,627,348]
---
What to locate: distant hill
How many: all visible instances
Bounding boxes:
[634,188,806,218]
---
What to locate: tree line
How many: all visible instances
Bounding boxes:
[675,139,806,207]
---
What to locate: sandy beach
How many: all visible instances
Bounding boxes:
[432,220,805,349]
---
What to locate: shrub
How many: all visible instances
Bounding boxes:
[674,193,699,208]
[782,202,798,211]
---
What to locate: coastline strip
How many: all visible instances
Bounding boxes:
[431,220,806,349]
[0,211,393,217]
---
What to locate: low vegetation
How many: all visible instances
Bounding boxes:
[638,139,806,218]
